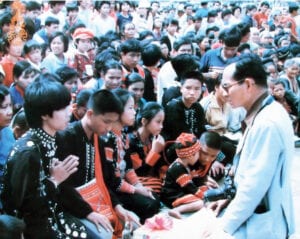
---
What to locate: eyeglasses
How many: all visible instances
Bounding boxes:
[221,79,244,93]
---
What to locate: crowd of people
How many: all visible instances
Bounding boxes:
[0,0,299,238]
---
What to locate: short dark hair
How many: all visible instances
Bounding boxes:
[49,32,69,52]
[119,39,142,54]
[180,70,204,85]
[25,1,41,11]
[171,54,200,77]
[23,39,41,55]
[13,60,39,80]
[136,101,164,127]
[45,16,59,26]
[49,1,65,7]
[87,89,123,115]
[125,72,145,88]
[173,37,193,51]
[112,88,134,113]
[199,131,221,150]
[75,89,93,107]
[232,53,267,87]
[221,25,242,47]
[24,73,71,128]
[0,85,9,105]
[260,1,270,8]
[142,43,162,67]
[55,66,78,84]
[94,1,110,11]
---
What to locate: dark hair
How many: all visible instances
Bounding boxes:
[289,3,299,13]
[49,32,69,52]
[232,6,241,15]
[66,2,79,12]
[138,30,154,41]
[45,16,59,26]
[13,60,38,80]
[166,18,179,27]
[12,109,29,131]
[173,37,193,51]
[125,72,145,88]
[221,9,232,19]
[221,25,242,47]
[136,101,163,127]
[171,54,200,77]
[87,89,122,115]
[49,1,65,7]
[237,22,251,37]
[233,53,267,87]
[0,215,25,239]
[112,88,134,113]
[0,11,12,27]
[94,1,110,11]
[75,89,93,107]
[142,43,162,67]
[119,38,142,54]
[24,73,71,128]
[0,85,9,105]
[25,1,41,11]
[180,70,204,85]
[55,66,78,84]
[102,60,122,76]
[246,4,257,13]
[23,39,41,55]
[260,1,270,8]
[199,131,221,150]
[94,49,120,77]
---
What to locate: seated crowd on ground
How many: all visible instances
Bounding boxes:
[0,0,299,238]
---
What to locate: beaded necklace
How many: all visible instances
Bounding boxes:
[85,142,95,183]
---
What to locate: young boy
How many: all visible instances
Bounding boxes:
[72,27,95,82]
[161,131,221,219]
[56,90,140,238]
[120,39,145,82]
[23,40,42,70]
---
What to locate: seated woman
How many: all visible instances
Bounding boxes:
[102,89,160,223]
[128,102,166,194]
[1,74,89,238]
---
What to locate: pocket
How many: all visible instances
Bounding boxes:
[246,211,278,239]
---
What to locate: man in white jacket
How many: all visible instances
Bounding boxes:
[204,54,295,239]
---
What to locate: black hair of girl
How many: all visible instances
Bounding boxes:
[11,109,28,130]
[0,85,9,105]
[75,89,93,106]
[136,101,163,127]
[24,73,71,128]
[124,72,145,88]
[49,31,69,52]
[112,88,134,113]
[13,60,39,80]
[55,66,78,85]
[102,59,122,76]
[23,39,41,55]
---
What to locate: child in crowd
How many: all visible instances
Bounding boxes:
[72,27,95,81]
[99,60,123,91]
[161,132,221,219]
[10,61,39,114]
[120,39,145,82]
[11,109,29,140]
[70,88,93,122]
[23,40,42,70]
[128,102,166,194]
[103,89,160,223]
[55,65,79,94]
[124,72,147,115]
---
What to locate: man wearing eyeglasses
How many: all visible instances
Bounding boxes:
[200,25,242,93]
[203,54,295,238]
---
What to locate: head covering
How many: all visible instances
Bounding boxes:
[175,133,201,159]
[73,28,94,40]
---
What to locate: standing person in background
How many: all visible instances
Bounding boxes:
[203,54,295,239]
[253,1,270,30]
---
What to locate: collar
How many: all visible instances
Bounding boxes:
[244,91,271,127]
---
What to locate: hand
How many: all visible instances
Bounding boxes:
[115,205,141,228]
[209,161,225,179]
[87,211,114,233]
[205,175,219,189]
[49,155,79,185]
[207,199,230,216]
[151,134,165,153]
[209,71,219,79]
[135,186,155,200]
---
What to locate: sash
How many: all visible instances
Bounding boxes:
[77,134,123,238]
